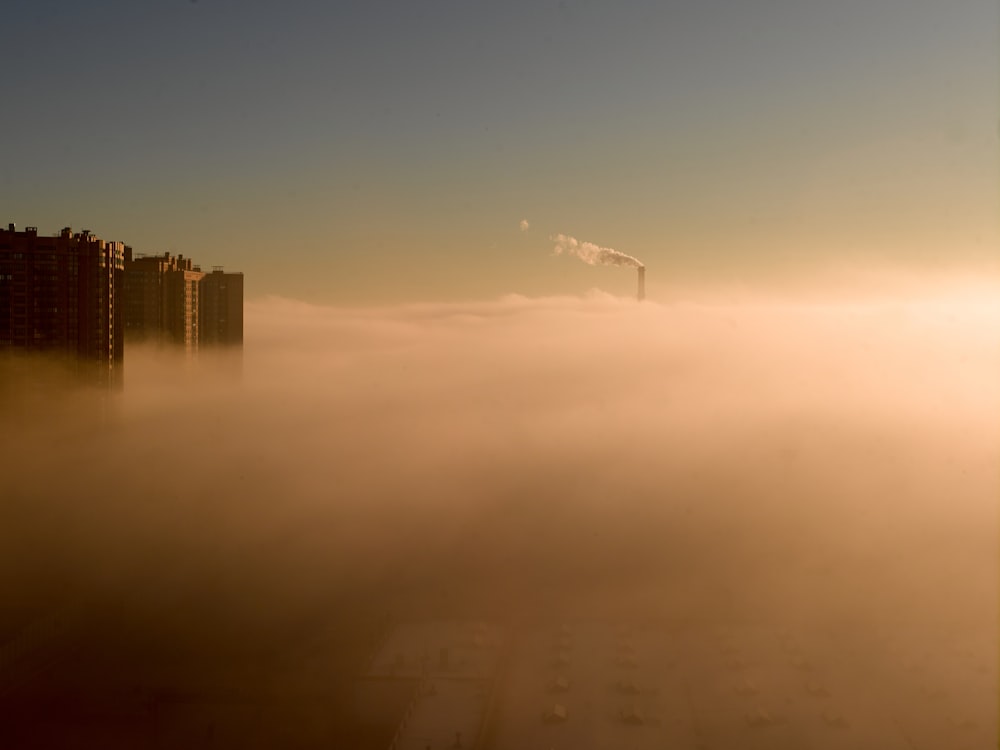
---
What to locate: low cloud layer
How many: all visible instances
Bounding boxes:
[2,284,997,654]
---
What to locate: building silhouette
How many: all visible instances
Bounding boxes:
[199,268,243,347]
[124,253,242,352]
[1,222,243,390]
[0,224,125,389]
[124,251,205,353]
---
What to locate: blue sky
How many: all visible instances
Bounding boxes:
[3,0,996,302]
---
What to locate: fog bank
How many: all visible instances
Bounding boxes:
[2,287,997,648]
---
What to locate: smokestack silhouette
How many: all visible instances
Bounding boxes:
[550,234,647,300]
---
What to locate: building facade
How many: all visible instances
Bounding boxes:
[124,251,205,353]
[124,254,242,352]
[0,224,125,388]
[199,268,243,347]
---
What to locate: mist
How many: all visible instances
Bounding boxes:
[1,280,997,746]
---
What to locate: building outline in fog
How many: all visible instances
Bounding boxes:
[124,251,243,352]
[199,266,243,348]
[0,224,124,389]
[1,222,244,389]
[124,250,204,353]
[124,252,243,352]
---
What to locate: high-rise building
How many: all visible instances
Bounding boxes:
[124,251,205,353]
[0,224,125,389]
[124,254,242,352]
[199,268,243,347]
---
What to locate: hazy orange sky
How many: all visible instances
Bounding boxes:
[2,1,997,303]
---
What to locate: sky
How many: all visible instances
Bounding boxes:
[2,0,997,303]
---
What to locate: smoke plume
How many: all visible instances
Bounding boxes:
[552,233,644,268]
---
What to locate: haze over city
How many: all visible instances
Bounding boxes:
[1,1,997,748]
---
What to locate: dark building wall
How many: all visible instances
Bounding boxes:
[2,225,243,387]
[124,254,206,352]
[200,270,243,347]
[0,225,124,389]
[0,227,75,353]
[124,253,165,343]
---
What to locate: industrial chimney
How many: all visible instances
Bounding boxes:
[637,266,645,302]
